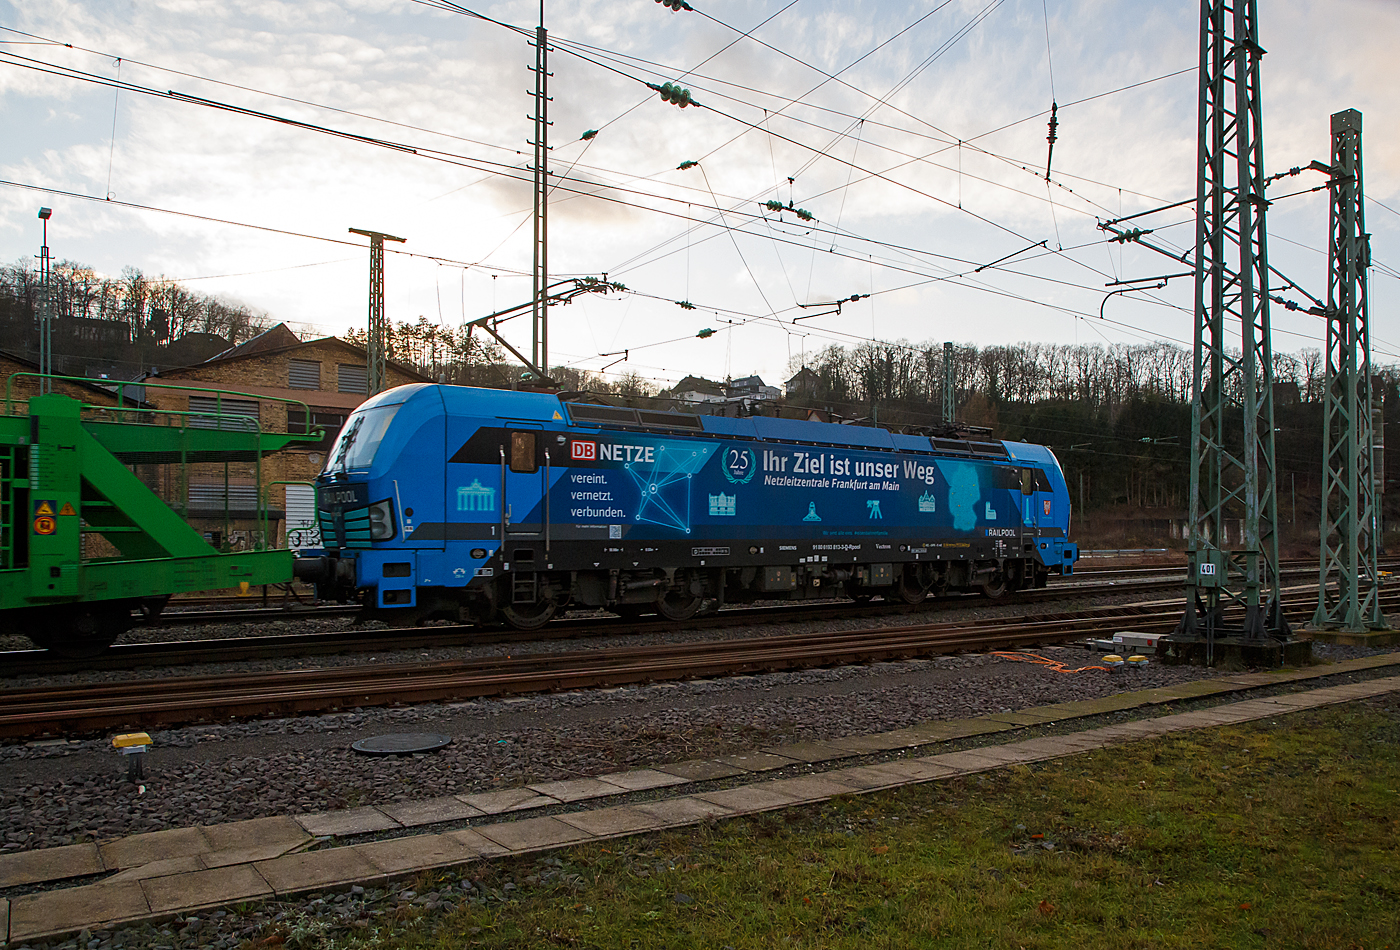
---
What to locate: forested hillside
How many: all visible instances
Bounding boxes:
[4,255,1394,549]
[0,257,269,377]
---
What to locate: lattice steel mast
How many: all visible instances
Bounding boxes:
[941,341,955,426]
[349,227,406,396]
[1178,0,1287,644]
[1314,109,1386,631]
[529,0,552,381]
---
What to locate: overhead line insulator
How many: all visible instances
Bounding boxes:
[1044,101,1059,181]
[648,81,695,108]
[655,0,694,10]
[761,199,816,222]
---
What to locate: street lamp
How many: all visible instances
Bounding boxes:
[37,207,53,390]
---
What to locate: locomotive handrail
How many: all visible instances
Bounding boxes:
[3,372,322,441]
[499,446,509,544]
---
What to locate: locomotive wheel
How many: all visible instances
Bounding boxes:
[501,598,557,630]
[895,572,928,606]
[979,573,1009,599]
[657,590,703,621]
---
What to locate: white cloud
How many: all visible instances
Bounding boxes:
[0,0,1396,385]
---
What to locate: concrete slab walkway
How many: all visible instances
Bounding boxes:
[3,652,1397,946]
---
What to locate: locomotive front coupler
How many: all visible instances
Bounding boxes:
[294,555,357,600]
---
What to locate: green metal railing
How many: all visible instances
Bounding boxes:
[3,372,325,558]
[3,372,321,438]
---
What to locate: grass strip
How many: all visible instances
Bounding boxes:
[266,695,1400,949]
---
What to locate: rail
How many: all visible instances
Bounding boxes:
[6,578,1378,738]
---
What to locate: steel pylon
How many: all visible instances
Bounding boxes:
[941,341,955,425]
[349,228,406,396]
[1314,109,1386,632]
[1177,0,1287,645]
[529,2,553,381]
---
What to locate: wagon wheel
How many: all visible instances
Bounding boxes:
[501,598,557,630]
[656,590,703,622]
[31,604,128,659]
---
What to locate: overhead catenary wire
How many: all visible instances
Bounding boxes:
[5,8,1188,236]
[0,44,1049,277]
[0,165,1202,355]
[4,33,1131,285]
[1,20,1193,302]
[9,14,1136,220]
[537,20,1191,309]
[5,8,1307,367]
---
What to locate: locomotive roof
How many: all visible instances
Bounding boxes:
[371,384,1033,460]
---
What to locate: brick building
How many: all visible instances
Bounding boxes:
[0,350,144,410]
[139,325,428,549]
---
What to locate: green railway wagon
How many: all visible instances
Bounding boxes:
[1,377,321,657]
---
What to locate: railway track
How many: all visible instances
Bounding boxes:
[140,556,1382,628]
[1,559,1383,676]
[3,573,1190,677]
[2,584,1391,740]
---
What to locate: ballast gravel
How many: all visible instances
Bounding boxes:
[0,592,1394,949]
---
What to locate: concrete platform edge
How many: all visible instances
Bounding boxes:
[4,653,1398,947]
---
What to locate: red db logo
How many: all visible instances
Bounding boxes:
[571,441,596,461]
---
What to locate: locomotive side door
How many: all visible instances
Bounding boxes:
[502,425,546,538]
[1020,467,1039,535]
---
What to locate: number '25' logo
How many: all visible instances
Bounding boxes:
[723,447,756,484]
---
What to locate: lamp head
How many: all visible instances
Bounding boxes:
[37,207,51,220]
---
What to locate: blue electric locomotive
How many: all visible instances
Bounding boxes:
[298,384,1078,628]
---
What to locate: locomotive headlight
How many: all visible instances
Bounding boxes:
[367,500,397,540]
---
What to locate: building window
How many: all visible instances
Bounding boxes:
[288,359,322,390]
[187,481,260,515]
[187,396,259,431]
[287,408,347,451]
[338,364,368,394]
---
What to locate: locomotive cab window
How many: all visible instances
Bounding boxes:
[509,431,538,473]
[1021,468,1035,495]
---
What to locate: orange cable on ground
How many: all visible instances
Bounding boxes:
[990,651,1109,674]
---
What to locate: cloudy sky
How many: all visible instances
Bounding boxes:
[1,0,1397,388]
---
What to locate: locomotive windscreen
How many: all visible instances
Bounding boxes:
[324,404,401,473]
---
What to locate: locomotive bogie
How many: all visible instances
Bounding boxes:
[302,384,1080,629]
